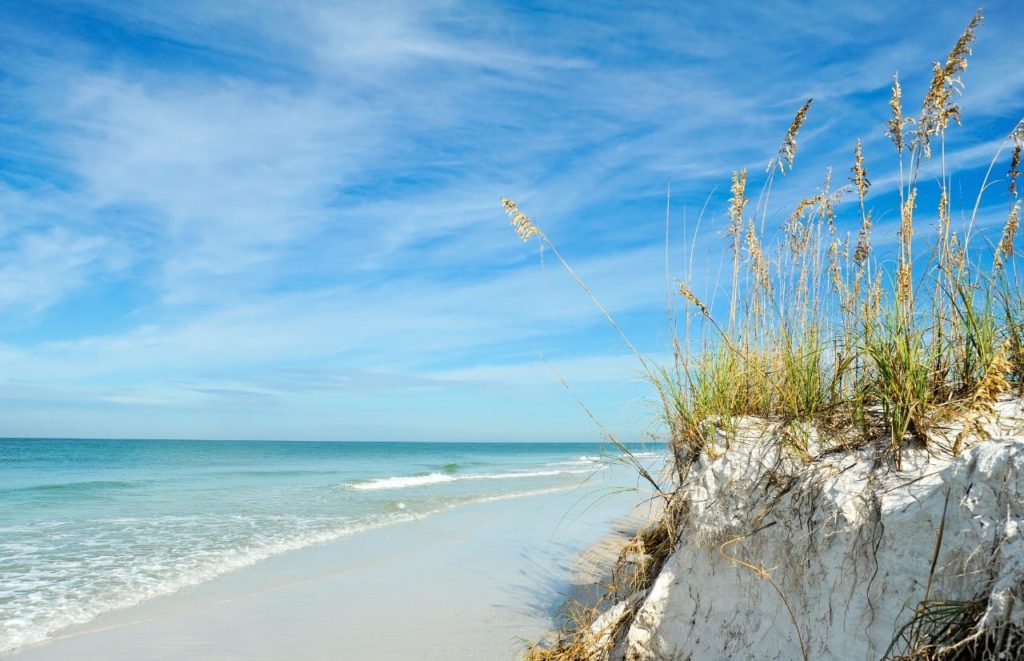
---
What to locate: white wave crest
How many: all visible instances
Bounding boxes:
[349,473,456,490]
[346,466,604,491]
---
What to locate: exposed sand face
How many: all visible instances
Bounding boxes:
[623,399,1024,660]
[7,484,649,661]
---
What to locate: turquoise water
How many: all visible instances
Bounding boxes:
[0,438,663,653]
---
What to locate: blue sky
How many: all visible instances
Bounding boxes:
[0,1,1021,441]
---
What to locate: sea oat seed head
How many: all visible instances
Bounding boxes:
[937,187,950,239]
[728,169,749,262]
[828,239,845,293]
[897,262,912,307]
[900,188,918,244]
[850,139,870,202]
[819,168,841,235]
[854,211,872,265]
[1011,145,1019,196]
[916,10,982,157]
[729,169,748,235]
[746,220,772,293]
[1011,119,1024,196]
[884,75,908,153]
[678,284,710,317]
[1012,119,1024,143]
[771,98,813,174]
[955,341,1013,455]
[501,197,540,242]
[975,341,1012,408]
[786,196,815,253]
[949,232,966,274]
[870,272,884,316]
[995,201,1020,271]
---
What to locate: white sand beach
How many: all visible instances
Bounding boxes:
[8,485,650,660]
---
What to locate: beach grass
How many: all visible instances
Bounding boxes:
[505,8,1023,659]
[504,8,1021,476]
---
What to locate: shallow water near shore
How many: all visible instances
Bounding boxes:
[0,438,663,654]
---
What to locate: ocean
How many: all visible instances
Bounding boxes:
[0,438,663,653]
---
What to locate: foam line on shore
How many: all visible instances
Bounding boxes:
[346,466,606,491]
[0,484,578,655]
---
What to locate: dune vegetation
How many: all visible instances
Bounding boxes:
[506,9,1024,659]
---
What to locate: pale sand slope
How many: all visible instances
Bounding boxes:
[9,484,651,661]
[624,402,1024,660]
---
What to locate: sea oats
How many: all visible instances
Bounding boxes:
[786,170,841,248]
[850,140,870,202]
[678,284,710,318]
[953,341,1012,455]
[729,169,748,223]
[869,271,884,317]
[818,169,843,235]
[501,197,540,241]
[896,186,917,311]
[937,187,950,244]
[771,98,813,174]
[828,239,845,294]
[884,76,909,154]
[977,342,1012,404]
[995,201,1020,271]
[916,10,982,158]
[726,168,750,325]
[949,232,966,274]
[508,14,1024,657]
[1013,119,1024,142]
[786,197,815,254]
[897,261,913,308]
[728,169,748,252]
[789,197,816,223]
[746,220,771,294]
[853,211,872,265]
[1011,119,1024,196]
[1010,144,1021,198]
[900,188,917,244]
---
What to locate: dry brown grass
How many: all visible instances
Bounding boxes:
[524,498,683,661]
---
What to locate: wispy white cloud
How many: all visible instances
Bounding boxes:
[0,0,1020,439]
[0,228,126,313]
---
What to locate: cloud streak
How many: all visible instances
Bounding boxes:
[0,0,1021,440]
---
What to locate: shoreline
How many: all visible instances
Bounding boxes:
[6,477,653,660]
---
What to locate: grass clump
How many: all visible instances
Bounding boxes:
[658,8,1021,471]
[506,8,1022,475]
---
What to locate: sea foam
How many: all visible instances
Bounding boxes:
[345,466,604,490]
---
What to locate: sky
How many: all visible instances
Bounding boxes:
[0,1,1021,442]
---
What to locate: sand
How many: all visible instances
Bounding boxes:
[8,483,652,660]
[623,403,1024,660]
